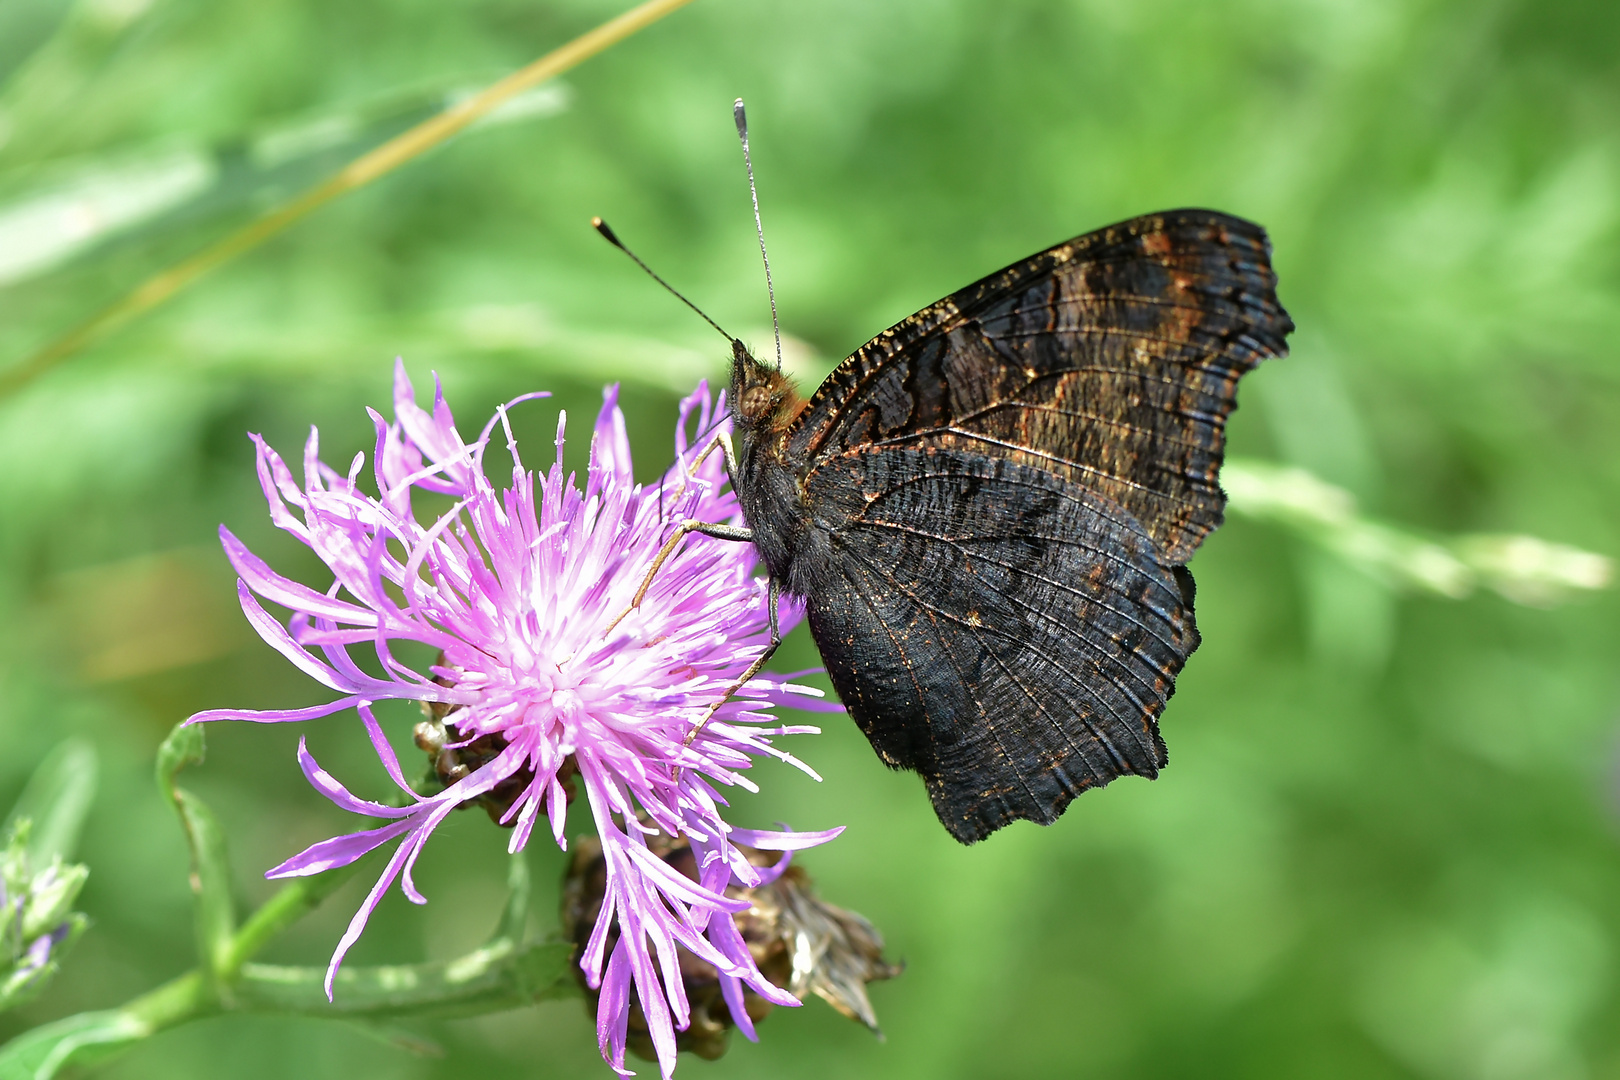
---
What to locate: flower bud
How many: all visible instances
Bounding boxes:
[0,820,88,1011]
[19,861,88,943]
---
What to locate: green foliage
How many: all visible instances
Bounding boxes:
[1,0,1619,1078]
[0,727,573,1077]
[2,739,96,870]
[0,742,94,1016]
[0,1010,147,1080]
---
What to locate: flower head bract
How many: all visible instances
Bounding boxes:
[190,362,840,1077]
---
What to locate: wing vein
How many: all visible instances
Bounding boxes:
[836,560,1047,815]
[841,531,1176,713]
[842,544,1159,766]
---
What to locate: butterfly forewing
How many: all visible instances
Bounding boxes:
[785,210,1293,563]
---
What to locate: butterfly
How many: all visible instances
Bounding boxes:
[711,209,1292,844]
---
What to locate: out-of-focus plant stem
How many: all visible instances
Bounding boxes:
[0,0,696,401]
[1223,458,1613,605]
[118,970,211,1038]
[219,872,356,982]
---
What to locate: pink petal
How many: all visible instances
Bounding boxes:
[267,817,415,878]
[729,825,845,850]
[187,697,359,725]
[295,737,413,817]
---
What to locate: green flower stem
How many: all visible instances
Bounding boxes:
[233,938,576,1021]
[120,970,214,1034]
[3,880,340,1067]
[217,863,363,982]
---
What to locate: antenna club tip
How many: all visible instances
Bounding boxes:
[592,217,622,247]
[733,99,747,133]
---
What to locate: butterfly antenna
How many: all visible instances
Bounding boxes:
[733,99,783,371]
[592,217,734,344]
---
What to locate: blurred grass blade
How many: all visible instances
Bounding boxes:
[0,1008,147,1080]
[1223,458,1614,604]
[1223,459,1473,595]
[0,0,694,399]
[0,148,214,287]
[2,737,96,864]
[338,1021,443,1058]
[1453,533,1614,606]
[153,723,235,981]
[0,0,148,149]
[0,0,74,88]
[0,80,570,292]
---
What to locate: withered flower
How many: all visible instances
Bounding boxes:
[562,832,902,1064]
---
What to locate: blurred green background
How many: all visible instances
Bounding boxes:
[2,0,1619,1076]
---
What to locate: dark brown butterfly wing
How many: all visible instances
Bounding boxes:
[785,209,1293,564]
[775,209,1289,840]
[795,447,1196,843]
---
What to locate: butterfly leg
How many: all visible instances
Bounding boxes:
[601,516,757,639]
[603,432,752,638]
[662,428,741,505]
[680,574,782,756]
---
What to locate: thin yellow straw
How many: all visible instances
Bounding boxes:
[0,0,696,398]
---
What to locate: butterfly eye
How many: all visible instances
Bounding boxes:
[741,385,774,417]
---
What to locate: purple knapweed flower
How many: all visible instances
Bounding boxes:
[190,361,841,1077]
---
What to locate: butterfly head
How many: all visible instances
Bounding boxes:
[729,338,802,435]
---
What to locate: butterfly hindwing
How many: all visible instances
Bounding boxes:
[794,446,1197,842]
[785,209,1293,564]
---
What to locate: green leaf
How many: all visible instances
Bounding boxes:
[0,1009,148,1080]
[3,738,97,865]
